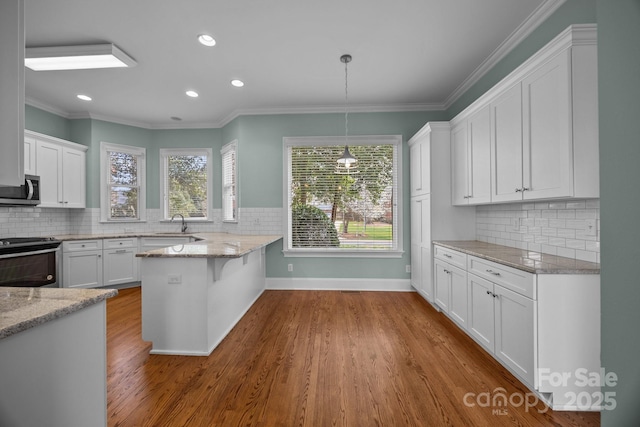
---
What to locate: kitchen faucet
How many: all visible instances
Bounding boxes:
[171,213,188,233]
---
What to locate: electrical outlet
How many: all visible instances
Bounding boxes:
[287,264,293,272]
[405,265,411,273]
[168,274,182,284]
[585,219,597,236]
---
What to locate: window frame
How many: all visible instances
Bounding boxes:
[159,148,213,221]
[100,142,146,222]
[282,135,403,258]
[221,140,238,223]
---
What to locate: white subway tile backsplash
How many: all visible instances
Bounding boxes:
[0,207,284,239]
[476,199,600,261]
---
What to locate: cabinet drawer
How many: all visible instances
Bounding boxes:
[467,256,535,299]
[63,239,103,252]
[104,238,137,249]
[433,245,466,269]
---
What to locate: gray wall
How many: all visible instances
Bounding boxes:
[598,0,640,425]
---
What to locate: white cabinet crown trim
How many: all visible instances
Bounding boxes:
[450,24,596,126]
[25,130,88,152]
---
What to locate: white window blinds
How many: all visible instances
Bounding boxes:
[221,141,237,222]
[284,136,401,255]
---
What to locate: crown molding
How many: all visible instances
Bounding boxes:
[217,102,444,128]
[443,0,567,109]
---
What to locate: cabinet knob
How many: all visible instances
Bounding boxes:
[522,187,530,192]
[515,188,522,193]
[486,290,491,295]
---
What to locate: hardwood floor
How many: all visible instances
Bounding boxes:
[107,287,600,426]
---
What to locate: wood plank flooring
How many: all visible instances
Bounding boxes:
[107,287,600,426]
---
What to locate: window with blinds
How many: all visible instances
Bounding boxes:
[160,148,212,220]
[221,141,237,222]
[283,135,402,257]
[100,142,146,222]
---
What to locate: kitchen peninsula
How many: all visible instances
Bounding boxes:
[0,287,117,427]
[137,232,281,356]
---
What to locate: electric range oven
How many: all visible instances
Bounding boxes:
[0,237,62,287]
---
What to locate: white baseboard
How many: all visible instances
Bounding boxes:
[266,277,413,292]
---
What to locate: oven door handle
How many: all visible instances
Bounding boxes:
[0,248,59,259]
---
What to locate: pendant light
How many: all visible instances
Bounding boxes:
[336,54,358,174]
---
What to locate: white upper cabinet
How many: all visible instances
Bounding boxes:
[24,136,36,176]
[27,130,88,208]
[409,131,431,197]
[451,105,491,206]
[491,83,524,202]
[522,50,573,200]
[453,24,599,205]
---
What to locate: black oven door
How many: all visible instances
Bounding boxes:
[0,248,58,287]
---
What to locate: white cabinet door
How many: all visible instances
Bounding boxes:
[494,284,535,387]
[104,248,138,286]
[410,195,432,301]
[467,105,492,204]
[35,140,63,207]
[434,260,450,312]
[467,274,495,352]
[63,250,103,288]
[61,147,86,208]
[448,264,468,329]
[451,123,469,205]
[24,137,36,176]
[491,83,524,202]
[409,135,430,197]
[522,50,573,200]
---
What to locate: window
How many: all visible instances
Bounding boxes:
[283,135,403,257]
[160,148,212,220]
[221,140,237,222]
[100,142,146,222]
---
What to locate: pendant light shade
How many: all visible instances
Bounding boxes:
[336,54,358,174]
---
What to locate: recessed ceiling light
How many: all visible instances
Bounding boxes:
[231,79,244,88]
[77,94,92,101]
[186,90,199,98]
[197,34,216,47]
[25,44,136,71]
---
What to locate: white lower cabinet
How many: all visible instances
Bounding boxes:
[63,237,146,288]
[433,246,470,329]
[103,238,138,286]
[468,273,535,386]
[63,240,104,288]
[434,244,601,411]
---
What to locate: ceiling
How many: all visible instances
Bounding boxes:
[24,0,560,129]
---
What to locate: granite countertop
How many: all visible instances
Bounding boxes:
[135,233,282,258]
[52,232,282,259]
[433,240,600,274]
[0,287,118,340]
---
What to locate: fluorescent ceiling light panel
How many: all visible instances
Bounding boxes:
[25,44,136,71]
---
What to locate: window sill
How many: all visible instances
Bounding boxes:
[282,249,404,259]
[159,219,214,224]
[100,219,147,224]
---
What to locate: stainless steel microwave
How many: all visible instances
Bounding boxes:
[0,175,40,206]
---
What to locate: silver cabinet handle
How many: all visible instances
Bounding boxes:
[486,269,501,276]
[522,187,530,191]
[444,254,452,258]
[515,188,522,192]
[115,249,127,254]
